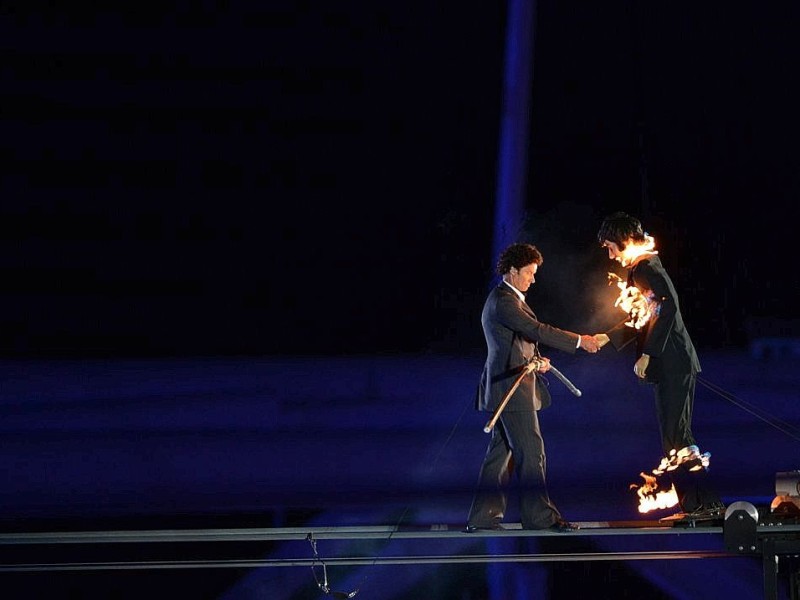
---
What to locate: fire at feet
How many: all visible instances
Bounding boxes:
[631,445,712,514]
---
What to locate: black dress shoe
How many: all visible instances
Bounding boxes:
[548,518,579,532]
[464,522,505,533]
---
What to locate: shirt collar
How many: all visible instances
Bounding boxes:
[502,279,525,302]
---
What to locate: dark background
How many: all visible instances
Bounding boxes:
[2,1,797,358]
[2,4,799,599]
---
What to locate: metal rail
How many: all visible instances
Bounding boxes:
[0,522,735,545]
[1,519,797,597]
[0,551,738,573]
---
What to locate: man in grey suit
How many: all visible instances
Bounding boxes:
[465,243,603,532]
[598,211,724,519]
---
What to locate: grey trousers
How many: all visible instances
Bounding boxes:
[467,409,561,529]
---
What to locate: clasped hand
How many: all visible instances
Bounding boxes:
[579,333,610,353]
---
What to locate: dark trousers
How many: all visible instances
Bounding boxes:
[467,410,561,529]
[655,372,722,512]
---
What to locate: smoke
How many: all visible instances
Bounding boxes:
[519,202,625,335]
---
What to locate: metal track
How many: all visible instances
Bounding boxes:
[2,522,797,573]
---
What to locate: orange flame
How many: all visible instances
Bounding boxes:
[607,273,654,329]
[631,473,679,513]
[607,235,660,329]
[617,235,658,268]
[631,446,712,514]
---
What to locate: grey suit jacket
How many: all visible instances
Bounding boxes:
[475,284,580,413]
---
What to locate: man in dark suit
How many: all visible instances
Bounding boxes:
[598,211,724,519]
[465,243,603,532]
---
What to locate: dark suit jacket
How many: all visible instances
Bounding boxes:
[475,283,580,413]
[606,255,701,383]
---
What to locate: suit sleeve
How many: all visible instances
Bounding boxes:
[494,293,580,354]
[606,318,637,350]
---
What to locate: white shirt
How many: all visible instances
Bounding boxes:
[502,279,525,301]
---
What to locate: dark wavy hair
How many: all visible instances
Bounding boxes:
[597,211,646,250]
[496,243,543,275]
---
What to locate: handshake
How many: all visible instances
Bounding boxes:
[579,333,610,353]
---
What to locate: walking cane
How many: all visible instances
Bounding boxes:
[483,359,582,433]
[483,358,544,433]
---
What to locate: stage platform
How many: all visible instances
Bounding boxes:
[1,350,797,598]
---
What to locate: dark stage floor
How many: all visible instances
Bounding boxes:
[1,345,798,599]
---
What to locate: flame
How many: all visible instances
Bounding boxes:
[630,446,712,514]
[653,445,711,475]
[631,473,679,513]
[607,235,660,329]
[607,273,654,329]
[617,235,658,267]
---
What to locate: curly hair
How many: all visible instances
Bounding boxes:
[496,243,543,275]
[597,211,646,250]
